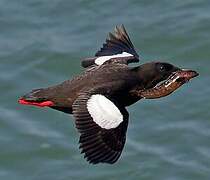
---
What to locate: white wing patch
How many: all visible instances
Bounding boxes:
[87,94,123,129]
[95,52,133,65]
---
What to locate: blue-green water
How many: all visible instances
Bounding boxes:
[0,1,209,179]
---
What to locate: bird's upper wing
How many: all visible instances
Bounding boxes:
[81,25,139,68]
[72,89,129,164]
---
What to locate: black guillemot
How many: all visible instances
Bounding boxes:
[19,25,198,164]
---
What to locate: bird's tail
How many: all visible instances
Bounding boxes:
[18,88,54,107]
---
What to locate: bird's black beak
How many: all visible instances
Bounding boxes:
[175,69,199,83]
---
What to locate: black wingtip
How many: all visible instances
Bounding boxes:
[95,25,139,58]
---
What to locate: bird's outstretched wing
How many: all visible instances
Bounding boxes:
[81,25,139,68]
[72,89,129,164]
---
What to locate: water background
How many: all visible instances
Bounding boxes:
[0,1,209,179]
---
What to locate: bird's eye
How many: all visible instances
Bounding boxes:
[159,65,165,72]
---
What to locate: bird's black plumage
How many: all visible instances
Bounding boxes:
[73,91,129,164]
[95,25,139,58]
[19,25,198,164]
[81,25,139,68]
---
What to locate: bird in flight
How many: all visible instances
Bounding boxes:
[19,25,198,164]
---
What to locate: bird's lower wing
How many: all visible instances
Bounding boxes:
[72,90,129,164]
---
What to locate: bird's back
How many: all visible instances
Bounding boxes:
[31,64,139,113]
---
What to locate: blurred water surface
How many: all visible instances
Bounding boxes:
[0,0,209,180]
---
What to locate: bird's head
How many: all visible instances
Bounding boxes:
[137,62,182,89]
